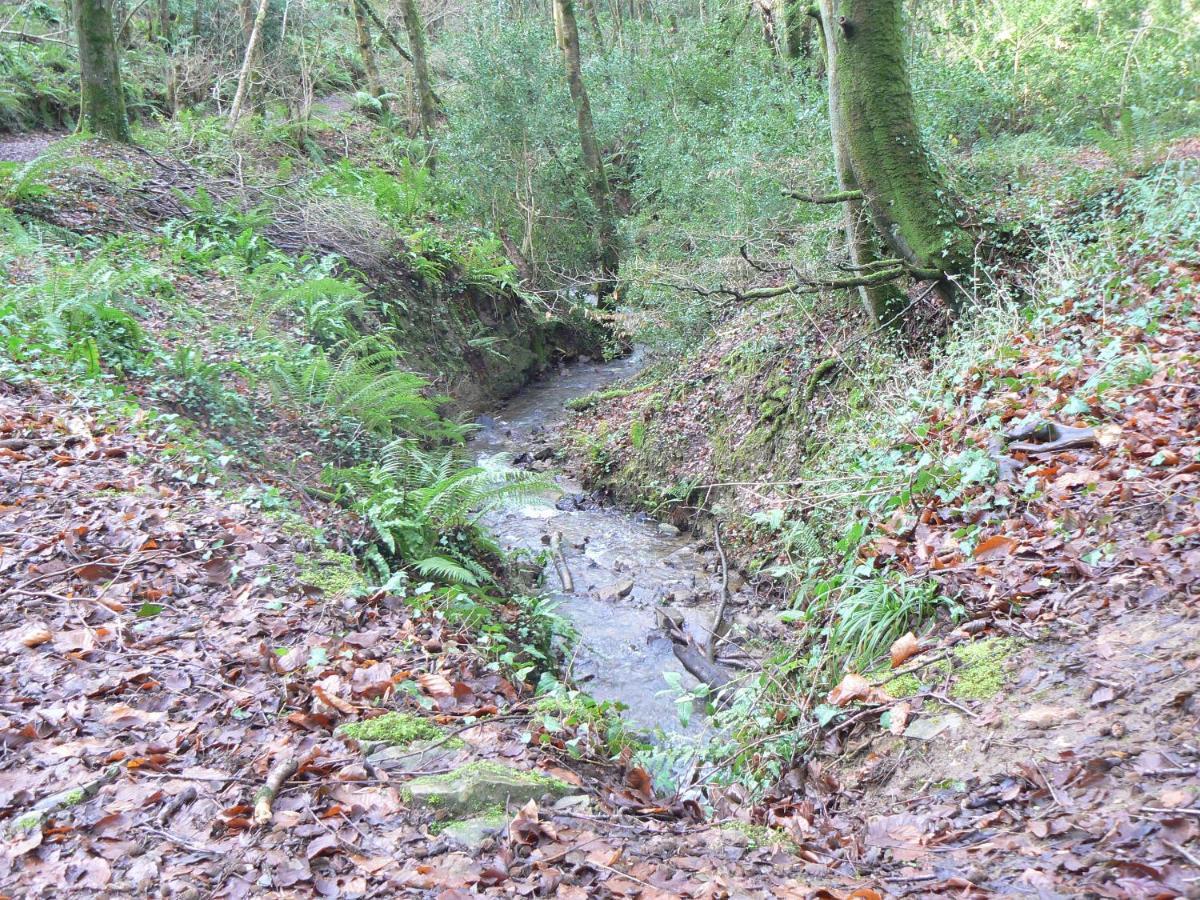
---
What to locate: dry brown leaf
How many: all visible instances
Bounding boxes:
[889,702,911,735]
[417,672,454,698]
[828,673,871,707]
[889,632,919,668]
[973,535,1018,560]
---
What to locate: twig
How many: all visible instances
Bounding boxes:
[550,530,573,592]
[157,786,198,824]
[1166,840,1200,868]
[11,765,121,830]
[253,752,302,826]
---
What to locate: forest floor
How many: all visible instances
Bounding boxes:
[1,135,1198,897]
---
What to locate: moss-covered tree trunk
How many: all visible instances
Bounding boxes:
[73,0,132,142]
[815,2,904,326]
[158,0,176,115]
[783,0,814,62]
[398,0,438,172]
[554,0,619,302]
[820,0,976,303]
[349,0,383,99]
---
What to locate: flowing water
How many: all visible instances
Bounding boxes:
[470,352,720,736]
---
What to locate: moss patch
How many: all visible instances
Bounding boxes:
[881,637,1017,700]
[296,549,362,596]
[402,761,574,816]
[718,822,796,851]
[950,637,1016,700]
[339,712,444,746]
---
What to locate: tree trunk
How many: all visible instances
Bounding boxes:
[228,0,269,127]
[398,0,438,172]
[581,0,604,50]
[158,0,176,115]
[73,0,132,142]
[554,0,619,302]
[820,0,975,303]
[349,0,382,99]
[815,2,904,326]
[783,0,813,62]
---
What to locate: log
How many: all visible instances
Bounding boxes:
[673,641,732,691]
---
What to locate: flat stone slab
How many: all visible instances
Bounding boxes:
[441,813,508,850]
[403,761,574,816]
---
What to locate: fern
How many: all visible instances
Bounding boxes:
[325,441,553,588]
[263,339,457,441]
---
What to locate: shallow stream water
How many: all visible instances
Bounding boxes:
[470,352,719,736]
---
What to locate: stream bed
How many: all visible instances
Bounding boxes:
[470,352,722,736]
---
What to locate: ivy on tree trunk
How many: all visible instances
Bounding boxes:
[73,0,132,142]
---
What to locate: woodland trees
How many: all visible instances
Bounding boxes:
[72,0,130,141]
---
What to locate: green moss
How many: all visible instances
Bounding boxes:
[415,760,565,789]
[950,637,1016,700]
[719,822,796,851]
[60,789,85,807]
[428,805,506,836]
[14,812,44,831]
[296,549,362,596]
[884,671,927,698]
[338,712,444,746]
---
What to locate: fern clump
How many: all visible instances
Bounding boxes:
[325,441,552,588]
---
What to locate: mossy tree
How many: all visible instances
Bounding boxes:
[814,2,905,325]
[554,0,620,303]
[72,0,132,142]
[399,0,438,171]
[816,0,979,314]
[349,0,383,100]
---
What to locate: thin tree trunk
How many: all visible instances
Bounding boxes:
[398,0,437,171]
[581,0,605,51]
[228,0,269,127]
[158,0,176,114]
[349,0,382,98]
[73,0,132,142]
[815,3,904,326]
[554,0,619,301]
[820,0,976,304]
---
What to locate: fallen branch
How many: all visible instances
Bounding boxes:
[253,753,301,826]
[783,188,863,204]
[550,530,574,593]
[706,522,731,663]
[674,640,732,692]
[11,766,120,831]
[357,0,413,63]
[0,29,75,48]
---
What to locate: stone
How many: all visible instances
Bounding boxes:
[595,579,634,602]
[402,761,574,816]
[657,523,681,537]
[1018,705,1079,729]
[441,812,508,850]
[903,713,963,741]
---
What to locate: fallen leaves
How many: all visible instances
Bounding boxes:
[889,632,920,668]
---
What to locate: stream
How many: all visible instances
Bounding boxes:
[470,351,723,736]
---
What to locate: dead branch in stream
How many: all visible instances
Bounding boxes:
[707,522,731,663]
[550,530,574,592]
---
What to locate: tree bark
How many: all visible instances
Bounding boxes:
[228,0,269,128]
[554,0,619,302]
[783,0,814,62]
[398,0,438,171]
[819,0,975,305]
[73,0,132,142]
[158,0,176,114]
[349,0,382,99]
[815,1,905,326]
